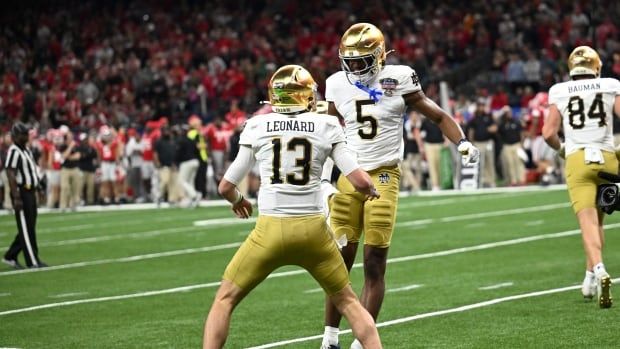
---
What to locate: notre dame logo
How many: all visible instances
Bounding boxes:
[411,71,420,86]
[378,172,390,184]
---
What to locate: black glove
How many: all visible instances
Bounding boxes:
[38,174,48,193]
[597,183,620,215]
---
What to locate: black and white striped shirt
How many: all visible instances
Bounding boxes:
[5,144,39,188]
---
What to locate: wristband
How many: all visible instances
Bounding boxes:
[232,189,244,205]
[457,138,469,145]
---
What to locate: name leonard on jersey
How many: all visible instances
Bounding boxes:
[266,120,315,133]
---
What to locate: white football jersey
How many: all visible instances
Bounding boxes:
[240,112,346,215]
[549,77,620,155]
[325,65,421,171]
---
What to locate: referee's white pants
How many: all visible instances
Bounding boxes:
[178,159,200,200]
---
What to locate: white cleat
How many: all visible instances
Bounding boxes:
[350,339,363,349]
[581,274,596,300]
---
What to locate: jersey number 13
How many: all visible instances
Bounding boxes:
[270,138,311,185]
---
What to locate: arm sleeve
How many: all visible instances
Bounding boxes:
[222,145,255,185]
[330,142,359,176]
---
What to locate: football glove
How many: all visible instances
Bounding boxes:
[457,139,480,165]
[558,143,566,159]
[320,181,339,219]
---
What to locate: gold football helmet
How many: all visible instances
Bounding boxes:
[339,23,386,84]
[268,65,317,113]
[568,46,602,77]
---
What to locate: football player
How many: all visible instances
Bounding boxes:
[320,23,479,349]
[543,46,619,308]
[203,65,383,349]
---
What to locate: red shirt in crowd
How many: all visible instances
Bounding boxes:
[97,140,118,162]
[204,122,232,152]
[141,130,159,161]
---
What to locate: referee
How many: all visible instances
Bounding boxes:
[1,122,46,269]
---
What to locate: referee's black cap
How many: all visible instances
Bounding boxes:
[10,122,29,137]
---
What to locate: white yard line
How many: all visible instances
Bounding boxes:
[0,204,579,276]
[386,284,423,293]
[478,282,514,290]
[0,226,205,250]
[0,242,242,276]
[247,277,619,349]
[2,224,618,315]
[525,220,545,226]
[0,201,568,250]
[396,203,568,228]
[48,292,89,299]
[399,191,536,209]
[303,288,324,294]
[193,217,257,227]
[0,292,11,297]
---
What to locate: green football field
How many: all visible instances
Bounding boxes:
[1,187,619,348]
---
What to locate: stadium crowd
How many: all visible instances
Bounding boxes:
[0,0,619,208]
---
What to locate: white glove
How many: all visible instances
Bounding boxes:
[457,140,480,165]
[320,181,339,218]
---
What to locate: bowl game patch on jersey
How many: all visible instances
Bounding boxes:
[380,78,398,96]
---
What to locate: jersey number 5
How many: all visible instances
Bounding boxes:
[567,93,606,129]
[271,138,311,185]
[356,100,378,139]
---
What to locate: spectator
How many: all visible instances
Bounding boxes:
[401,111,421,192]
[497,107,525,186]
[177,115,205,207]
[125,128,144,202]
[96,127,119,204]
[415,117,445,191]
[58,131,82,211]
[46,130,63,208]
[0,133,12,209]
[154,126,180,205]
[468,100,498,188]
[77,132,98,205]
[204,116,232,183]
[141,121,160,201]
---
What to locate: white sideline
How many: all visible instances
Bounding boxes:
[0,202,576,274]
[247,277,620,349]
[2,224,619,315]
[0,184,565,217]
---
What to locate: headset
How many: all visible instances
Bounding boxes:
[597,172,620,214]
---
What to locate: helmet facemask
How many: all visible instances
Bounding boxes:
[338,23,386,85]
[340,50,382,84]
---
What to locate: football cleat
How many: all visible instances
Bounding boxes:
[1,258,24,270]
[581,273,596,300]
[597,275,613,309]
[320,345,340,349]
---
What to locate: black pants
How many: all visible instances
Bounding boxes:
[4,187,39,267]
